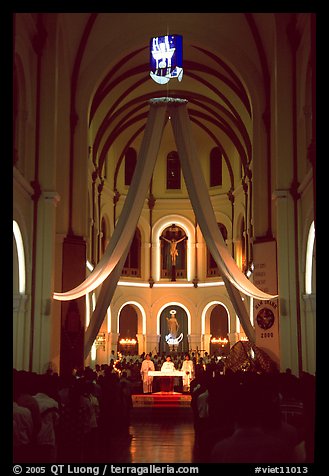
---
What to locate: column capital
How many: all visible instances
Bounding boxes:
[13,293,28,312]
[42,190,61,207]
[272,189,289,200]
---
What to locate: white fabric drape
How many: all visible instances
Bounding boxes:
[54,98,277,356]
[169,103,276,303]
[54,102,168,302]
[169,102,277,343]
[83,102,168,357]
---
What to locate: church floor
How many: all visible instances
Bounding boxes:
[98,405,198,464]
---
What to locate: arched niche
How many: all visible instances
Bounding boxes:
[209,304,230,356]
[158,304,189,355]
[117,303,139,355]
[152,215,195,282]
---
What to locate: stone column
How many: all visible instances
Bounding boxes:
[301,294,316,374]
[13,293,29,370]
[108,332,119,355]
[59,233,86,377]
[145,334,159,355]
[32,191,61,373]
[202,333,211,354]
[272,190,299,373]
[189,334,202,354]
[135,333,144,355]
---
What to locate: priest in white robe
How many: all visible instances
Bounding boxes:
[140,354,155,394]
[160,356,176,392]
[161,355,175,372]
[181,353,194,392]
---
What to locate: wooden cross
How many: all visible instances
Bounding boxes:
[189,346,206,363]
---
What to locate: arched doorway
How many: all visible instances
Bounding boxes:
[118,304,139,355]
[159,305,188,355]
[210,304,230,356]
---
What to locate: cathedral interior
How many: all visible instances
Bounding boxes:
[13,12,316,378]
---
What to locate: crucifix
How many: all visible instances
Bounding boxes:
[189,346,206,363]
[160,224,187,281]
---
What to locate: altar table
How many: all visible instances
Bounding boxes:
[148,370,185,393]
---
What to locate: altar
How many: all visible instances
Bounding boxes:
[148,370,185,393]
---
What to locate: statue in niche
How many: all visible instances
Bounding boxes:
[160,234,187,266]
[166,309,179,338]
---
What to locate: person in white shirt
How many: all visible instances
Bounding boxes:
[160,356,175,392]
[32,376,59,463]
[181,353,194,392]
[140,354,155,393]
[13,402,33,462]
[161,355,175,372]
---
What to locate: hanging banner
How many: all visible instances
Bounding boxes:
[150,34,183,84]
[253,240,280,366]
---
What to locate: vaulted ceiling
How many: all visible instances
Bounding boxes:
[63,13,275,196]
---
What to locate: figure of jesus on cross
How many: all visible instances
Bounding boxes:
[160,225,188,281]
[161,234,187,266]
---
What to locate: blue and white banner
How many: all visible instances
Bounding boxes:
[150,35,183,84]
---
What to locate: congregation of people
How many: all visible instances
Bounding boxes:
[190,366,315,464]
[13,349,316,464]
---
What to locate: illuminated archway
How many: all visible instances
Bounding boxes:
[157,302,190,354]
[201,300,231,335]
[153,215,195,282]
[305,221,315,295]
[117,300,147,335]
[13,220,26,295]
[157,301,192,336]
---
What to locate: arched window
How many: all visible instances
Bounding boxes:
[122,228,141,277]
[125,147,137,185]
[210,147,222,187]
[166,151,181,189]
[207,223,227,277]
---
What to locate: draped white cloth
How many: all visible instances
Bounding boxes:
[169,103,276,303]
[83,102,168,357]
[53,102,168,302]
[169,102,278,342]
[53,98,277,356]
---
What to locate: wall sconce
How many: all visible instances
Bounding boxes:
[95,332,106,351]
[210,337,229,346]
[119,338,137,346]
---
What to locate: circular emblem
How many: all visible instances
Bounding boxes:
[256,307,275,330]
